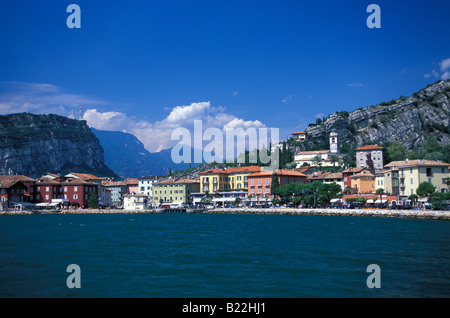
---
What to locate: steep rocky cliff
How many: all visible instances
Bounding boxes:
[299,80,450,151]
[0,113,118,178]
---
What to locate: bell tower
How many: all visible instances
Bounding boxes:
[329,131,339,154]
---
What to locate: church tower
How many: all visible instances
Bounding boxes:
[329,131,339,154]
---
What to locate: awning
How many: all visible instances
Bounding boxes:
[36,203,49,207]
[330,198,341,203]
[418,198,428,202]
[366,199,375,204]
[375,199,388,204]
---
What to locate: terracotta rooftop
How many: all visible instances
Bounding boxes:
[67,173,102,180]
[0,175,34,188]
[342,167,366,173]
[247,169,306,177]
[292,131,306,135]
[384,159,450,168]
[199,168,228,174]
[355,145,384,151]
[225,165,261,173]
[350,170,375,178]
[308,172,343,180]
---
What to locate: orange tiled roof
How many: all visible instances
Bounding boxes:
[292,131,306,135]
[355,145,384,151]
[199,169,228,174]
[247,169,306,177]
[385,159,450,168]
[342,167,365,173]
[225,165,261,173]
[69,173,102,180]
[350,170,375,178]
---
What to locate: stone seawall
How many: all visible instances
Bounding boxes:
[2,208,449,220]
[207,207,450,220]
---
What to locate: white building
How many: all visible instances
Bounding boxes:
[123,192,150,210]
[294,132,340,168]
[138,175,161,199]
[355,145,384,171]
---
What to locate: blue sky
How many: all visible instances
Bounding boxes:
[1,1,449,152]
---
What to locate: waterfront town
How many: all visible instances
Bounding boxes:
[0,131,449,213]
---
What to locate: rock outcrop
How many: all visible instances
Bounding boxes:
[300,80,450,151]
[0,113,118,178]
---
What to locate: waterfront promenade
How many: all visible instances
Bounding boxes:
[2,207,450,220]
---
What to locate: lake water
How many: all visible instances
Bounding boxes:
[0,212,449,297]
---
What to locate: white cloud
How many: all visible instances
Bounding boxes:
[424,58,450,80]
[439,58,450,72]
[84,101,268,153]
[424,69,439,79]
[441,71,450,80]
[281,94,293,104]
[233,91,239,97]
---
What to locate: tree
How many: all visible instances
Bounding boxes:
[312,155,323,166]
[408,194,418,208]
[271,173,280,196]
[387,141,408,162]
[88,192,99,209]
[416,181,436,197]
[376,188,384,204]
[329,154,340,167]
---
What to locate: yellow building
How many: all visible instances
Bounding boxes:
[199,166,262,193]
[199,169,229,193]
[375,169,400,195]
[152,178,200,205]
[384,159,449,197]
[291,131,306,141]
[350,170,375,194]
[226,166,261,191]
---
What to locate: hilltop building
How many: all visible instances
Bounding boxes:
[355,145,384,171]
[294,132,340,168]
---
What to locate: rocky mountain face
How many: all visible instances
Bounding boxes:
[0,113,118,178]
[299,80,450,151]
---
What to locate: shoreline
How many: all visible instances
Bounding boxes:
[1,207,449,220]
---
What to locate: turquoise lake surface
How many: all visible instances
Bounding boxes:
[0,213,449,297]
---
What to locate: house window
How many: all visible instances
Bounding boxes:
[74,186,78,192]
[45,195,49,200]
[73,194,78,199]
[46,187,49,192]
[426,168,432,177]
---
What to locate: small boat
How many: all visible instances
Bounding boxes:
[186,208,205,213]
[154,207,166,213]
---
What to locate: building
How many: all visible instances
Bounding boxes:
[0,175,35,206]
[291,131,306,141]
[355,145,384,171]
[374,169,400,196]
[350,170,376,194]
[123,192,150,210]
[307,171,345,190]
[65,172,110,207]
[384,159,449,197]
[294,132,341,167]
[329,131,339,154]
[34,177,98,208]
[246,169,307,198]
[342,167,366,189]
[102,180,127,207]
[125,178,139,194]
[138,175,161,198]
[199,166,261,193]
[152,178,200,205]
[199,169,229,193]
[224,166,261,190]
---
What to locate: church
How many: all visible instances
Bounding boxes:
[294,131,340,167]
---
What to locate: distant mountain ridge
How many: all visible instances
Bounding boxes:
[91,128,201,178]
[299,80,450,151]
